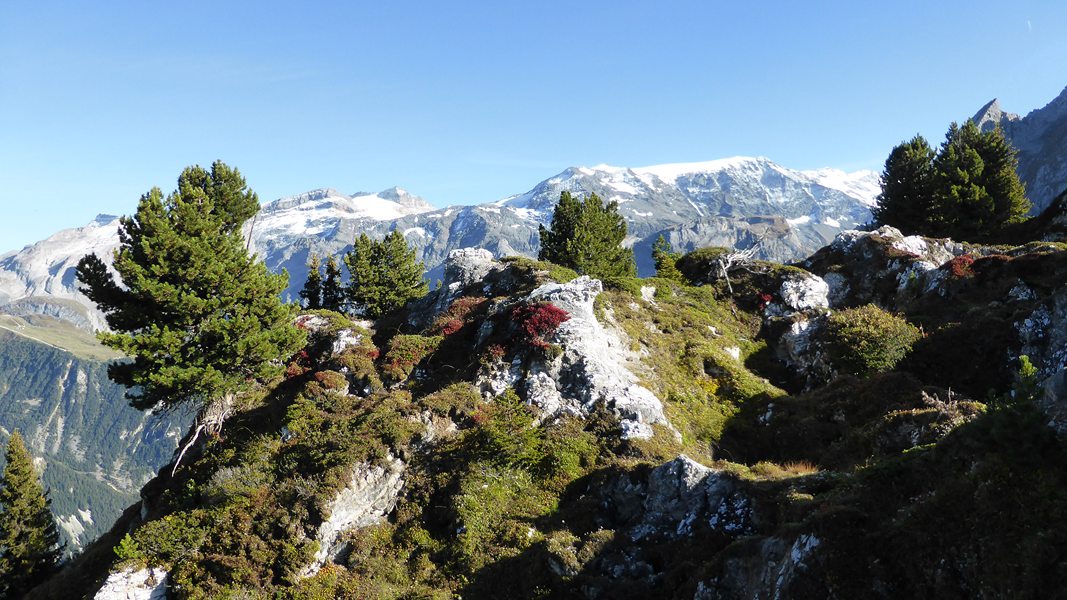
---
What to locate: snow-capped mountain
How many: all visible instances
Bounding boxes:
[0,158,879,329]
[971,85,1067,213]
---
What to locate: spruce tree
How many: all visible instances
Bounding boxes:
[538,191,636,278]
[651,234,683,281]
[872,134,936,235]
[344,231,427,318]
[321,255,345,312]
[0,432,61,598]
[76,162,307,462]
[299,254,323,310]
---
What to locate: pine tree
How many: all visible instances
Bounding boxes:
[344,231,427,318]
[651,234,682,281]
[933,121,1030,240]
[299,254,323,310]
[538,191,636,278]
[76,162,307,467]
[321,256,345,312]
[0,432,61,598]
[873,121,1030,241]
[872,134,936,235]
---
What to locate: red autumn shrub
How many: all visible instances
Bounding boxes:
[948,254,975,279]
[429,296,487,336]
[511,302,570,349]
[285,350,311,379]
[313,370,348,391]
[440,318,464,336]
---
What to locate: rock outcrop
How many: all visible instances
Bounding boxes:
[93,567,168,600]
[620,455,753,542]
[475,275,672,439]
[303,453,406,577]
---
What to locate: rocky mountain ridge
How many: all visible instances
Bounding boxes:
[972,84,1067,213]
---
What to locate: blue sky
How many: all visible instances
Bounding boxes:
[2,1,1066,253]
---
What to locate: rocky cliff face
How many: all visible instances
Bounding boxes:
[972,85,1067,213]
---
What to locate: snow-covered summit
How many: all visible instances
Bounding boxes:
[258,187,436,235]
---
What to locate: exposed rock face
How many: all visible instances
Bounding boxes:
[511,276,671,439]
[777,272,829,312]
[1041,370,1067,434]
[696,533,824,600]
[303,453,406,577]
[622,455,753,542]
[803,226,964,309]
[94,567,169,600]
[971,86,1067,213]
[428,248,499,319]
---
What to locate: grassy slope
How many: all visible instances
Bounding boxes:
[29,253,1067,599]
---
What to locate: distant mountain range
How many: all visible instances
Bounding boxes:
[0,156,880,329]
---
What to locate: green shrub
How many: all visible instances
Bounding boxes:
[469,389,542,471]
[312,370,348,392]
[500,257,579,286]
[676,247,730,285]
[825,305,922,376]
[113,533,144,563]
[382,335,443,381]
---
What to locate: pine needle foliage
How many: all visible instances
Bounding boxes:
[344,231,427,319]
[299,254,323,310]
[538,191,636,278]
[874,121,1030,241]
[0,432,61,598]
[75,161,307,412]
[321,256,346,312]
[652,234,683,281]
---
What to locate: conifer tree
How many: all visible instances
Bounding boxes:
[872,134,936,235]
[538,191,636,278]
[321,255,345,312]
[873,121,1030,241]
[651,234,683,281]
[933,120,1030,240]
[299,254,323,310]
[0,432,61,598]
[344,231,427,318]
[76,162,306,468]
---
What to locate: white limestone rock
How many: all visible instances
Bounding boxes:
[522,276,670,439]
[94,567,168,600]
[303,453,405,577]
[777,273,829,313]
[627,455,752,542]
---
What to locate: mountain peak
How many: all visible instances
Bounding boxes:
[971,97,1020,132]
